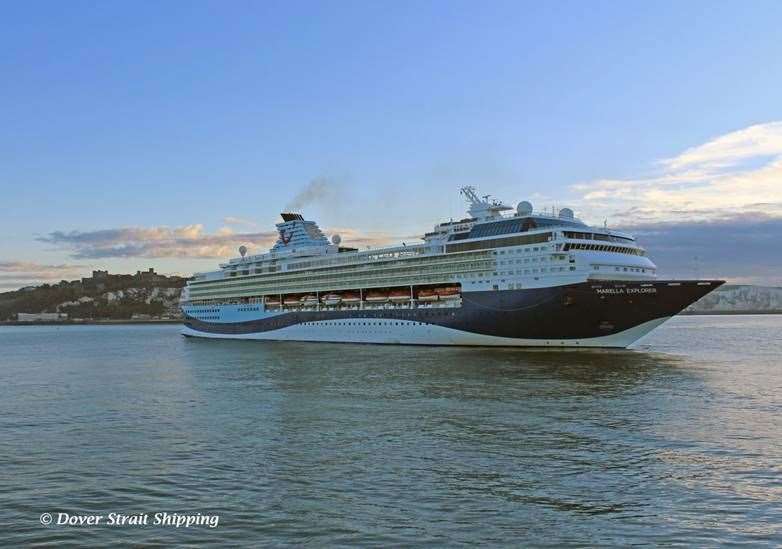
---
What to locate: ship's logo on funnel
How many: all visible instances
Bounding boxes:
[280,229,292,245]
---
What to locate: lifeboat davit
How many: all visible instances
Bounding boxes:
[365,291,389,303]
[389,289,411,302]
[417,289,439,302]
[321,293,342,306]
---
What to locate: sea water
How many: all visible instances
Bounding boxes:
[1,315,781,546]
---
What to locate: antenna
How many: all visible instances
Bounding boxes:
[460,185,512,219]
[460,186,482,205]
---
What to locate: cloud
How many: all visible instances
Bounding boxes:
[660,122,782,172]
[325,227,414,249]
[0,261,85,274]
[0,261,86,292]
[222,216,259,229]
[624,215,782,287]
[37,225,280,259]
[571,121,782,224]
[37,222,415,259]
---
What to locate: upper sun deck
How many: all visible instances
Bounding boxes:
[425,206,635,246]
[426,212,587,241]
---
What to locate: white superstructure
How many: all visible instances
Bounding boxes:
[183,187,655,308]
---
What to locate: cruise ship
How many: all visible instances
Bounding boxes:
[180,187,723,347]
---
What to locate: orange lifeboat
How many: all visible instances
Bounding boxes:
[341,292,361,304]
[389,289,411,302]
[365,291,389,303]
[265,296,281,306]
[417,289,439,302]
[436,286,461,300]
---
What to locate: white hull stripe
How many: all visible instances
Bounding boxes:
[181,316,670,348]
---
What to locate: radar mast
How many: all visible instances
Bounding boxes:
[459,186,513,219]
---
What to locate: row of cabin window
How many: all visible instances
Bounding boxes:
[563,231,635,243]
[495,246,550,254]
[593,266,650,273]
[495,266,575,276]
[499,256,564,266]
[564,243,644,256]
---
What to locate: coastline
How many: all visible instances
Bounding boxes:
[680,310,782,316]
[0,319,183,326]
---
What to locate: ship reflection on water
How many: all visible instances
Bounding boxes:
[185,336,689,401]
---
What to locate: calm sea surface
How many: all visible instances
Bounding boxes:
[1,315,781,547]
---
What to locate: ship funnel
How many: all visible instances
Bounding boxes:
[280,212,304,222]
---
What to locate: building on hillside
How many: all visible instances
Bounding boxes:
[76,267,183,291]
[135,268,167,284]
[18,312,68,322]
[82,270,110,290]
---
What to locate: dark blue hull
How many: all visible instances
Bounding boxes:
[183,280,723,346]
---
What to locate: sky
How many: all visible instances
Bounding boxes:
[2,0,782,290]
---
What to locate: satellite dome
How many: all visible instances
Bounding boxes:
[331,234,342,245]
[558,207,574,220]
[517,201,533,216]
[238,245,248,258]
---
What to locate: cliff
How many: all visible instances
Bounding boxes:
[0,271,187,321]
[687,285,782,313]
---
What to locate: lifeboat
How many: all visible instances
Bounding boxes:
[435,286,461,300]
[341,293,361,304]
[321,293,342,306]
[265,297,281,306]
[389,289,411,302]
[301,294,319,307]
[417,289,439,302]
[365,291,389,303]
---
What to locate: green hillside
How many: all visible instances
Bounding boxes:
[0,270,186,321]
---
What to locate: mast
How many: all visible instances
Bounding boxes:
[459,186,513,219]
